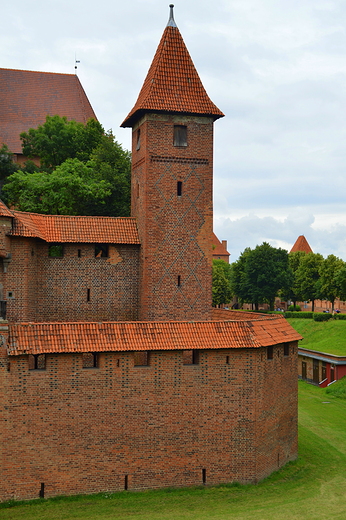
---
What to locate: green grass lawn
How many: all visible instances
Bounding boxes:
[287,318,346,356]
[2,380,346,520]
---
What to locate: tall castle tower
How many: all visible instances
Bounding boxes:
[121,5,224,321]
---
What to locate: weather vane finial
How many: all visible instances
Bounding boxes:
[167,4,177,28]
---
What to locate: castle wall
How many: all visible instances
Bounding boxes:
[131,114,213,321]
[2,238,140,322]
[1,342,298,501]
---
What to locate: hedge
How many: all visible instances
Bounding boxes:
[284,311,313,319]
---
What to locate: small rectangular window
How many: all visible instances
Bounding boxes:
[134,351,149,366]
[95,244,109,258]
[78,249,82,258]
[29,354,46,370]
[177,275,181,287]
[48,244,63,258]
[267,346,273,360]
[284,343,289,356]
[177,181,182,196]
[87,288,91,302]
[136,128,141,151]
[183,350,199,365]
[174,125,187,147]
[82,352,98,368]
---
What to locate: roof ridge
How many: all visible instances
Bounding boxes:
[0,67,75,77]
[13,211,137,220]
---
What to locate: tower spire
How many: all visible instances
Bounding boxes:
[167,4,177,28]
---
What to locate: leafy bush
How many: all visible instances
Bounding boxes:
[288,305,301,311]
[285,312,313,319]
[334,313,346,320]
[313,313,333,322]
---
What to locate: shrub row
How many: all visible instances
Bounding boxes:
[313,313,333,322]
[284,311,313,319]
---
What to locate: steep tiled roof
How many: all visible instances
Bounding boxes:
[7,316,302,356]
[0,68,97,154]
[9,211,140,244]
[211,232,230,259]
[290,235,313,254]
[121,11,224,127]
[0,200,14,218]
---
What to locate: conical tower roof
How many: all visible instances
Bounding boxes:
[290,235,313,254]
[121,5,224,128]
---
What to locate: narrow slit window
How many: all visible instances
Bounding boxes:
[267,346,273,360]
[177,275,181,287]
[284,343,289,356]
[78,249,82,258]
[202,468,207,484]
[177,181,182,196]
[136,128,141,151]
[87,288,91,302]
[174,125,187,147]
[226,355,230,364]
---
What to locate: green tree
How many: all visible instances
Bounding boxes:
[3,124,131,216]
[284,251,307,306]
[231,243,292,311]
[0,144,18,185]
[2,158,112,215]
[20,115,104,170]
[230,247,252,307]
[335,266,346,302]
[295,252,323,312]
[212,259,232,306]
[86,131,131,216]
[318,254,345,312]
[244,243,292,310]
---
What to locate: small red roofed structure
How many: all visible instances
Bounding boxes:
[290,235,313,254]
[212,232,230,263]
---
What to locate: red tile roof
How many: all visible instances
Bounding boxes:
[121,23,224,127]
[0,68,97,154]
[211,232,230,259]
[290,235,313,254]
[9,211,139,244]
[7,316,301,356]
[0,200,14,218]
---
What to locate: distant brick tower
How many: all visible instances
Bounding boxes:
[121,5,224,321]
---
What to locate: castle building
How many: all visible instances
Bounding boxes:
[0,68,96,164]
[0,6,301,501]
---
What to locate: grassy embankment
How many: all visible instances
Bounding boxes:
[1,378,346,520]
[287,317,346,356]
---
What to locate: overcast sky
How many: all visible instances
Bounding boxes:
[2,0,346,261]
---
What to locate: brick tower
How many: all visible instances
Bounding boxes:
[121,5,224,321]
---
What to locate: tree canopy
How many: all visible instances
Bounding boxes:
[2,116,131,217]
[294,252,324,312]
[231,242,292,311]
[20,115,104,170]
[318,254,345,312]
[212,259,232,306]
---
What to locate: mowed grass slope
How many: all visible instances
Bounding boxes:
[287,318,346,356]
[2,380,346,520]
